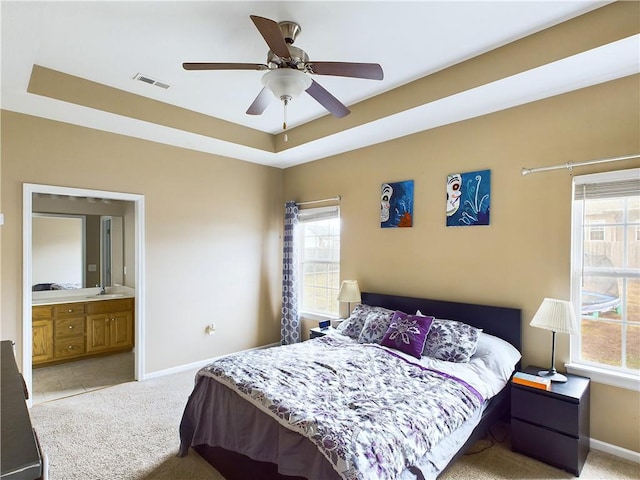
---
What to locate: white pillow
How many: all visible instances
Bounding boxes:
[473,332,521,383]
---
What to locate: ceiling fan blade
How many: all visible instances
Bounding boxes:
[250,15,291,59]
[307,62,384,80]
[246,87,273,115]
[183,62,268,71]
[305,80,350,118]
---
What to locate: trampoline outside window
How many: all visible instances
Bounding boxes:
[571,169,640,377]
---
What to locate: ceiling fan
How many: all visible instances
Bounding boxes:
[183,15,384,129]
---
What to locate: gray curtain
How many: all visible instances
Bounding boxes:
[281,201,300,344]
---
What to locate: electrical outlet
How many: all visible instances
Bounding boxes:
[205,324,216,335]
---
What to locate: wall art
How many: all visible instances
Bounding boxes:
[381,180,414,228]
[446,169,491,227]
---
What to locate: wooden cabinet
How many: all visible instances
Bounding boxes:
[86,298,134,353]
[511,366,590,476]
[32,297,134,366]
[32,306,54,364]
[52,302,86,361]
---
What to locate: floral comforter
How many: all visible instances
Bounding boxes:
[199,335,483,480]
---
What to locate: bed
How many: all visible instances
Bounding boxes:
[178,292,522,479]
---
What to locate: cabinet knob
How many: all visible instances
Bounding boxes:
[68,325,73,329]
[68,345,73,349]
[68,309,72,313]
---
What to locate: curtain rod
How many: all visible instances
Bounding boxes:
[521,153,640,176]
[296,195,341,206]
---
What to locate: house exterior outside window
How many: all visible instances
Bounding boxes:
[298,206,340,317]
[569,168,640,391]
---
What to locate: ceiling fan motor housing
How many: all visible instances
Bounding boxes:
[267,45,308,70]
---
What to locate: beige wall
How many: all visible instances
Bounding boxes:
[1,111,284,373]
[0,65,638,457]
[284,75,640,452]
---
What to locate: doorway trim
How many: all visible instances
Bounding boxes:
[23,183,145,406]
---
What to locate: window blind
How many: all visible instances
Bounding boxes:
[298,206,339,222]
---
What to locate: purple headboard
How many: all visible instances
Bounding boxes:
[360,292,522,352]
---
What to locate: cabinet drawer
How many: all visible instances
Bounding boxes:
[55,317,85,338]
[87,298,134,315]
[54,337,85,358]
[511,418,583,475]
[33,306,53,320]
[512,387,580,437]
[53,303,86,318]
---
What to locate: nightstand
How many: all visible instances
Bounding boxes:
[309,326,337,339]
[511,365,590,476]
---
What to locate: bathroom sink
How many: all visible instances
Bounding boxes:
[86,293,126,299]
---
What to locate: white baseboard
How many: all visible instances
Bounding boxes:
[591,438,640,463]
[143,342,280,380]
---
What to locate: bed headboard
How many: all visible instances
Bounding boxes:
[361,292,522,352]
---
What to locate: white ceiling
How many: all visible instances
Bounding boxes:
[2,1,638,168]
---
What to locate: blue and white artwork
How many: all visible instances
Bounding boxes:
[381,180,414,228]
[446,169,491,227]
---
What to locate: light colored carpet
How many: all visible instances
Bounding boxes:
[30,369,639,480]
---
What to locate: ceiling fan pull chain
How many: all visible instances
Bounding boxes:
[283,97,289,142]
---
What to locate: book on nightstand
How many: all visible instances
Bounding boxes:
[512,371,552,391]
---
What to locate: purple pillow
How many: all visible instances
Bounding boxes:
[381,311,434,359]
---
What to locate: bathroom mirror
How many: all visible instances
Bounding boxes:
[32,194,126,291]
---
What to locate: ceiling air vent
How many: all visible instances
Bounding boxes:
[133,73,171,89]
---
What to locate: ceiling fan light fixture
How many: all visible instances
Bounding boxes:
[262,69,311,101]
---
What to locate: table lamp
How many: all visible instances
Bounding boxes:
[529,297,578,382]
[337,280,361,318]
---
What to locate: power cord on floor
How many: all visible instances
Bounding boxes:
[463,421,510,456]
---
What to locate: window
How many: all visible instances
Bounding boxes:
[298,206,340,316]
[570,169,640,389]
[587,221,605,241]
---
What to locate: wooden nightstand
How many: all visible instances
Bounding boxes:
[309,326,337,339]
[511,365,590,476]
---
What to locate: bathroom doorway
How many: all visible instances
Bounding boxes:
[23,184,145,406]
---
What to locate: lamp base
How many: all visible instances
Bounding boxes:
[537,369,568,383]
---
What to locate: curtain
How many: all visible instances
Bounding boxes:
[281,201,300,345]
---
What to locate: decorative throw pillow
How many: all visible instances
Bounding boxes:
[380,311,434,359]
[357,307,395,344]
[335,303,371,340]
[422,318,482,363]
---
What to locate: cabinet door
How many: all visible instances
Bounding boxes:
[86,314,110,352]
[110,311,133,349]
[32,319,54,364]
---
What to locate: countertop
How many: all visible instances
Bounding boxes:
[32,286,135,306]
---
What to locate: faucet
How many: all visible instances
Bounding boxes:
[96,284,106,295]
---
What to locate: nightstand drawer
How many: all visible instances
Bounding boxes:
[512,418,585,476]
[512,387,580,437]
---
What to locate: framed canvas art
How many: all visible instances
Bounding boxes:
[381,180,414,228]
[446,169,491,227]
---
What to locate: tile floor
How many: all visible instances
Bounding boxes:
[32,351,134,404]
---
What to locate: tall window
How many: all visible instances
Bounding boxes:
[298,206,340,317]
[571,169,640,383]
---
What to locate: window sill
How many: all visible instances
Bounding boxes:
[566,363,640,392]
[300,311,342,326]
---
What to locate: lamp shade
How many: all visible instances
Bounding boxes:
[530,298,578,334]
[262,69,312,100]
[337,280,361,303]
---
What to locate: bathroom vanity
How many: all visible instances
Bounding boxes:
[32,289,134,367]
